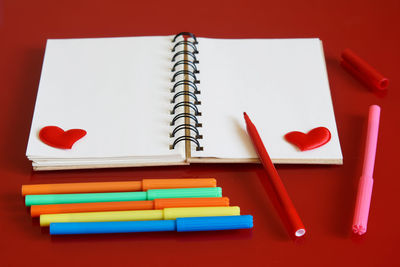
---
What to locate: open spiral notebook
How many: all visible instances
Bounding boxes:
[26,32,342,170]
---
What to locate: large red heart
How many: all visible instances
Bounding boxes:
[284,127,331,151]
[39,126,87,149]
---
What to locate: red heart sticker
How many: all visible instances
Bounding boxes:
[39,126,87,149]
[284,127,331,151]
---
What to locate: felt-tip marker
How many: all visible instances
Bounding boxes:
[22,178,217,195]
[50,215,253,235]
[25,187,222,206]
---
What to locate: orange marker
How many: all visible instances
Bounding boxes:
[21,178,216,196]
[30,197,230,217]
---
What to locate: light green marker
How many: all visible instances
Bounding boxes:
[25,187,222,206]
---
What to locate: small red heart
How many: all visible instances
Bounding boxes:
[39,126,87,149]
[284,127,331,151]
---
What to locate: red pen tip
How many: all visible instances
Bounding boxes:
[243,112,250,123]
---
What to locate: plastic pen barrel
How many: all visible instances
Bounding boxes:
[21,181,142,196]
[49,215,253,235]
[25,192,147,206]
[31,201,154,217]
[50,220,177,235]
[243,112,305,237]
[21,178,217,195]
[25,187,222,206]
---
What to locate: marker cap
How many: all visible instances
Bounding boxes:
[147,187,222,200]
[177,215,253,232]
[154,197,229,209]
[341,49,388,90]
[142,178,216,190]
[163,206,240,220]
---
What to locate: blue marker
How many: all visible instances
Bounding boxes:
[50,215,253,235]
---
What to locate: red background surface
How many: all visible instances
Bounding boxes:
[0,0,399,266]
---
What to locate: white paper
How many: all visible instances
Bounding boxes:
[26,36,185,163]
[191,38,342,163]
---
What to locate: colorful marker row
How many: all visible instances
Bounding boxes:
[22,178,254,235]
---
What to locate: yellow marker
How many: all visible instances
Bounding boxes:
[40,206,240,226]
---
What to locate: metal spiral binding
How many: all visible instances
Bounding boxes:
[172,41,199,54]
[170,91,201,105]
[169,32,203,151]
[170,124,202,139]
[170,113,202,127]
[171,70,200,83]
[172,32,198,44]
[171,80,200,94]
[171,60,199,73]
[170,101,201,116]
[171,50,199,63]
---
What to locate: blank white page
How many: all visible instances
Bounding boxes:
[26,36,185,160]
[192,38,342,164]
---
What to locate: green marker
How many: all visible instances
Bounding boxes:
[25,187,222,206]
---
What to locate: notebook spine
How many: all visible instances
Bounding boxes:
[170,32,203,152]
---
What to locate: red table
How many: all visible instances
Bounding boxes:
[1,1,399,266]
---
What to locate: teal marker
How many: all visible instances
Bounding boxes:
[25,187,222,206]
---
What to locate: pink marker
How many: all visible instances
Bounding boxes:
[352,105,381,235]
